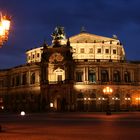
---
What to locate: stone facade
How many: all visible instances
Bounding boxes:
[0,27,140,112]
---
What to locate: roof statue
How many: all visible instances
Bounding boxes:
[51,26,66,40]
[51,27,67,46]
[80,26,87,33]
[112,35,118,39]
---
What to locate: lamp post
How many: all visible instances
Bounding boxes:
[0,13,11,48]
[0,12,11,132]
[103,86,113,115]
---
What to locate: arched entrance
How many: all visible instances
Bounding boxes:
[54,96,67,112]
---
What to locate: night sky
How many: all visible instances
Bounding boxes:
[0,0,140,69]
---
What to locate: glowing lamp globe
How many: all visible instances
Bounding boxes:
[20,111,25,116]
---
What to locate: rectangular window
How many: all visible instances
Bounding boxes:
[37,53,40,57]
[89,48,93,53]
[57,75,62,82]
[76,72,83,82]
[97,48,101,53]
[113,49,116,54]
[80,48,85,53]
[105,49,109,54]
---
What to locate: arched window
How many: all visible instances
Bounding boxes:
[30,73,35,84]
[88,70,96,83]
[54,68,65,82]
[113,70,120,82]
[101,70,109,82]
[124,71,131,82]
[22,73,27,85]
[76,71,83,82]
[16,75,20,86]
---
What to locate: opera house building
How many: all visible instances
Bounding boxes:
[0,27,140,112]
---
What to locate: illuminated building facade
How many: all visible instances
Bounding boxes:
[0,27,140,112]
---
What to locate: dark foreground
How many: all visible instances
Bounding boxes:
[0,112,140,140]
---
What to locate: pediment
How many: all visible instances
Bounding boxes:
[69,32,116,43]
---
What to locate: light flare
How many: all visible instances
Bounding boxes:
[0,13,11,48]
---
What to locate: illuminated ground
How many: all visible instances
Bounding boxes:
[0,112,140,140]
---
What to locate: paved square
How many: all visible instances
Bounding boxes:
[0,112,140,140]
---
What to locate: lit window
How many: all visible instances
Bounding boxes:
[97,48,101,53]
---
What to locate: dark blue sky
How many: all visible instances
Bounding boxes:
[0,0,140,69]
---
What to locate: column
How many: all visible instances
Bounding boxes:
[27,70,30,85]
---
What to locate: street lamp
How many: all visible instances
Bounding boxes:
[0,13,11,132]
[103,86,113,115]
[0,13,11,48]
